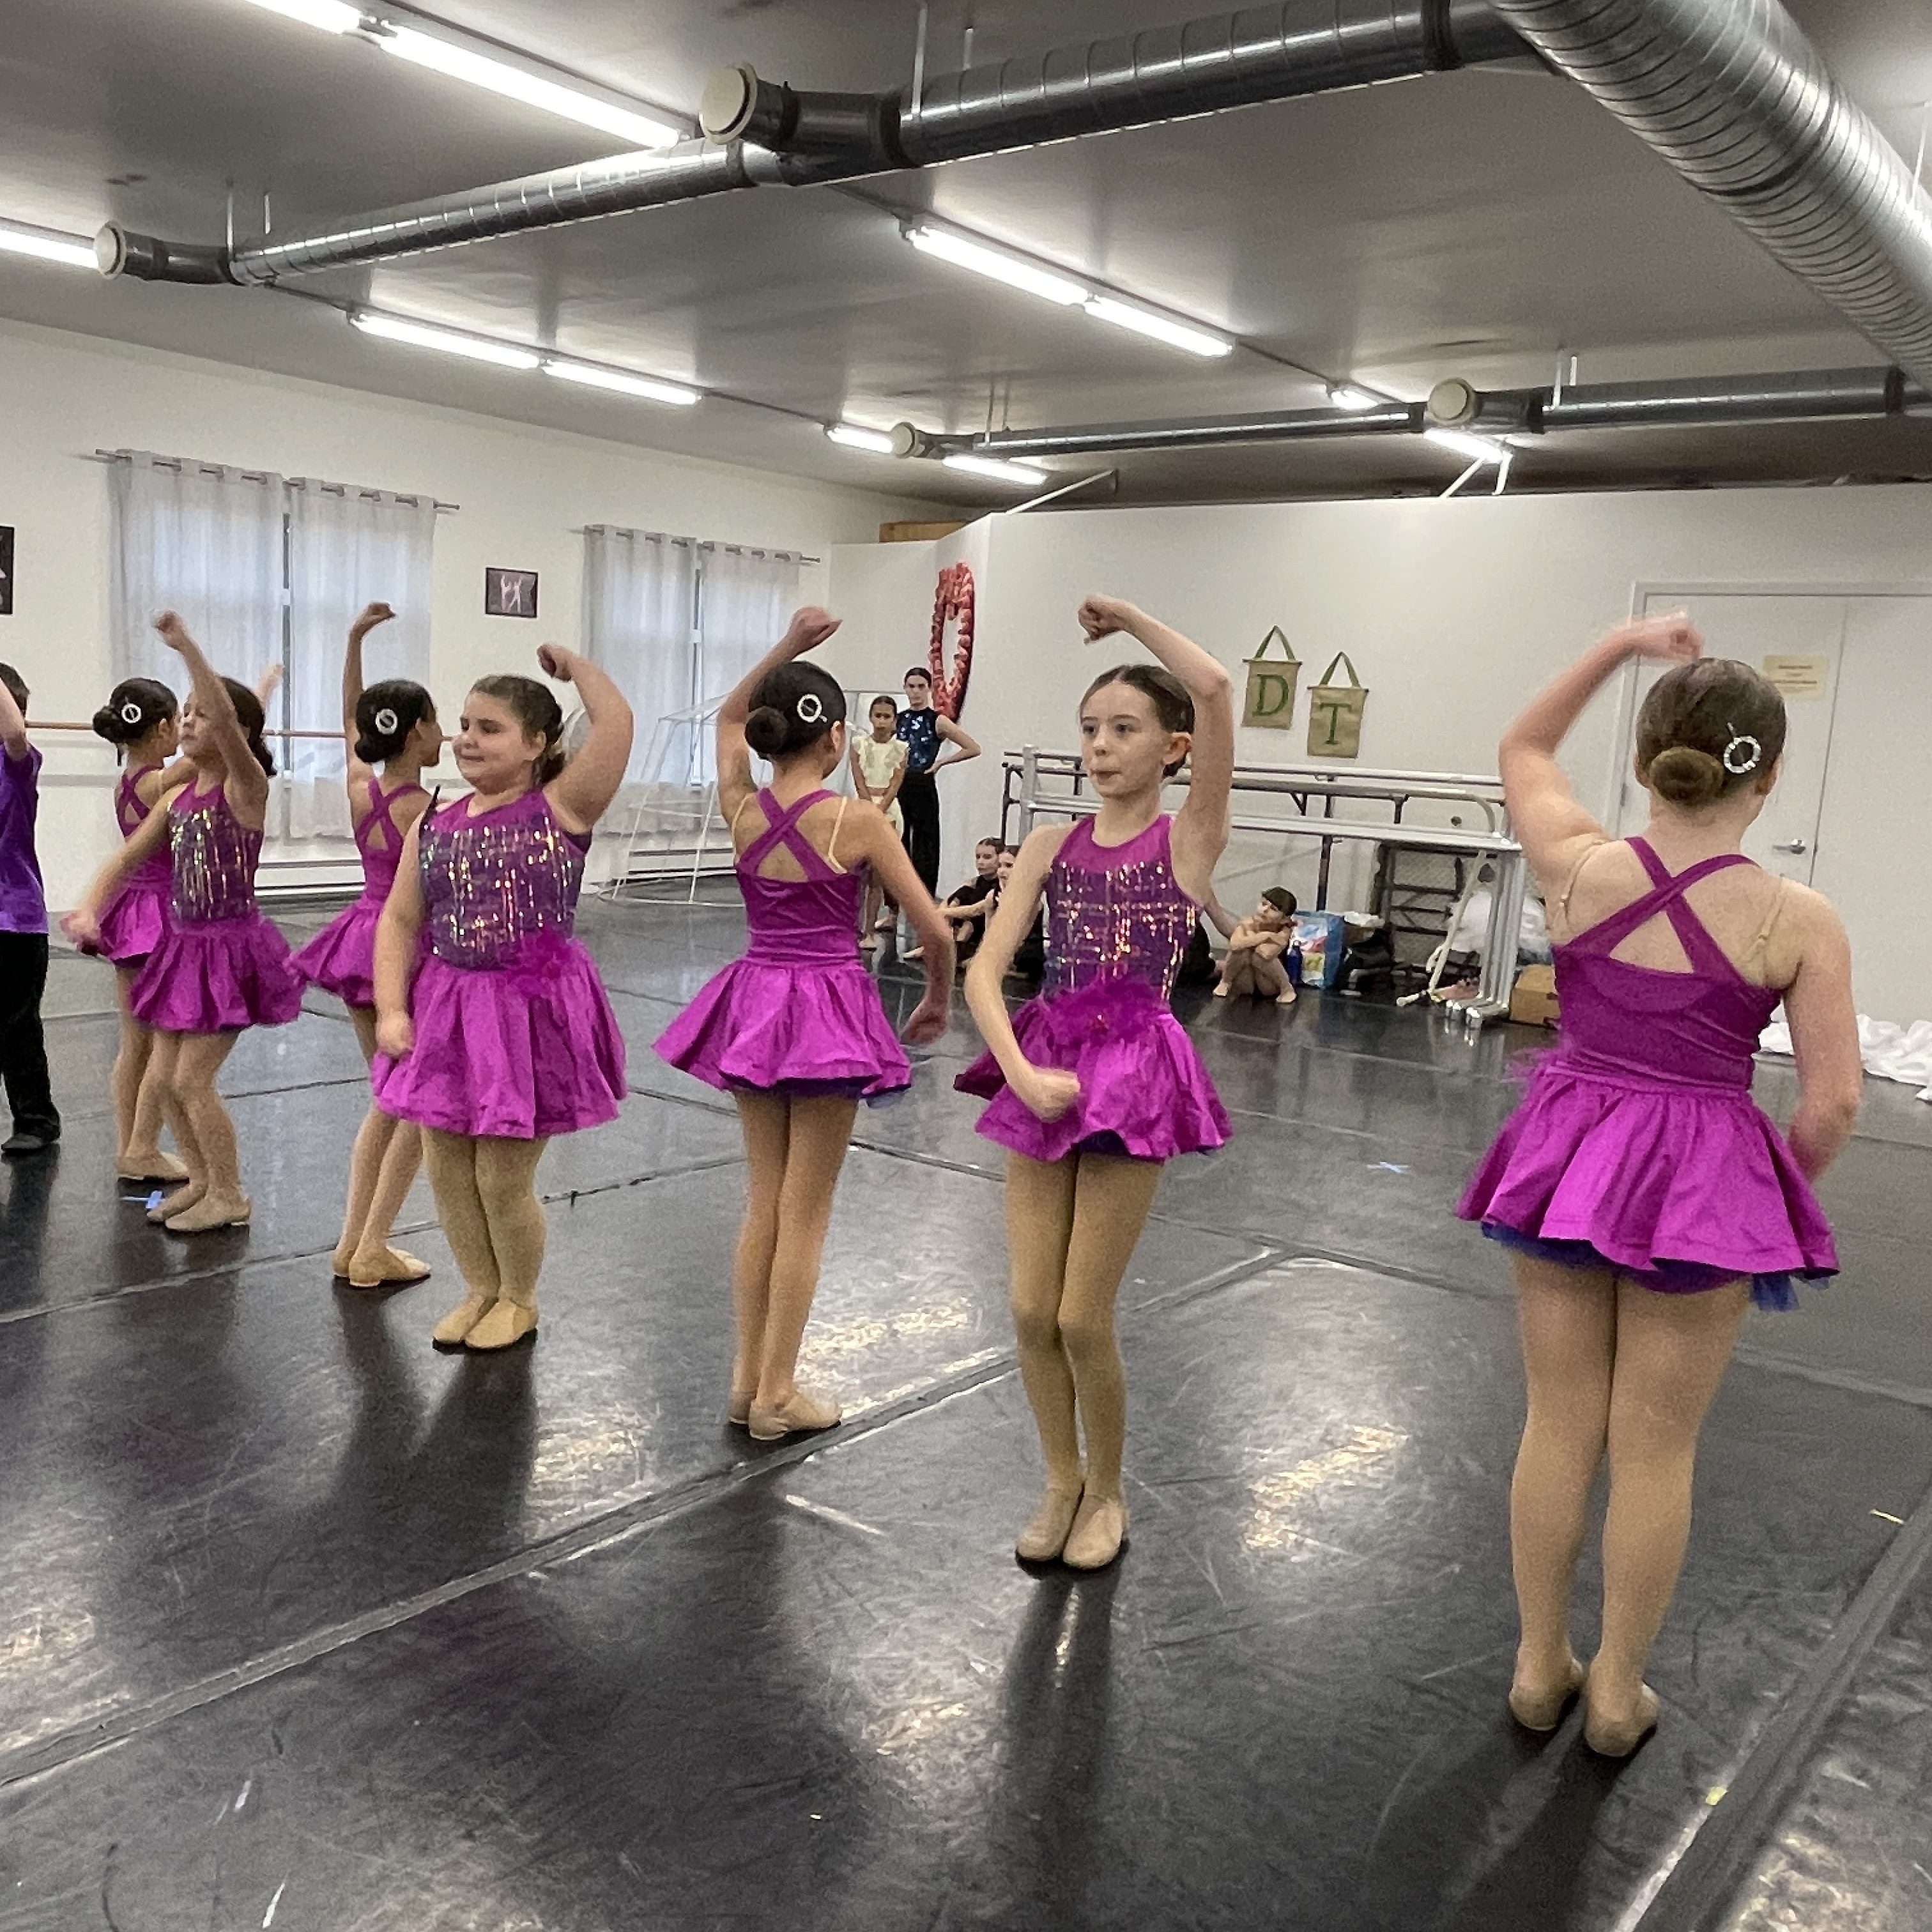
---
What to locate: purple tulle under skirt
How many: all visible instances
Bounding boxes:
[292,898,381,1009]
[1458,1059,1837,1314]
[654,954,910,1104]
[372,939,627,1140]
[956,978,1229,1163]
[128,914,303,1033]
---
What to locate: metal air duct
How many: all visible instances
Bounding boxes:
[100,0,1526,284]
[1482,0,1932,392]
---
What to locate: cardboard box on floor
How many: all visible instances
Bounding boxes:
[1510,965,1560,1028]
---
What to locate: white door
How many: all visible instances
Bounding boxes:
[1620,592,1846,884]
[1809,597,1932,1022]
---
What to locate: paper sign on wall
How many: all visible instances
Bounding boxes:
[1760,653,1830,700]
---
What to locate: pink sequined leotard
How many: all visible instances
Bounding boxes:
[371,786,626,1140]
[94,765,174,967]
[127,779,303,1032]
[957,813,1229,1160]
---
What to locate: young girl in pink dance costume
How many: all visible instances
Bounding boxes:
[372,647,631,1353]
[656,609,953,1441]
[1459,616,1861,1757]
[958,597,1234,1572]
[68,615,303,1232]
[291,601,441,1289]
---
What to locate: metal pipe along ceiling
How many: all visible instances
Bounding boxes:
[1482,0,1932,392]
[98,0,1525,284]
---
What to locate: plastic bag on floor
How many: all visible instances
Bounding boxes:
[1758,1013,1932,1100]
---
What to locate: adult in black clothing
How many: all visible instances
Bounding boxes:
[894,666,981,897]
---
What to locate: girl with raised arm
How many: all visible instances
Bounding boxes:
[656,610,953,1441]
[66,616,302,1231]
[291,602,441,1288]
[958,597,1234,1571]
[371,648,631,1352]
[1459,617,1860,1756]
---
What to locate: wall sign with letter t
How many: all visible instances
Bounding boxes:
[486,567,538,618]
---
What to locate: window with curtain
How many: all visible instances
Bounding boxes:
[582,528,801,793]
[108,449,438,846]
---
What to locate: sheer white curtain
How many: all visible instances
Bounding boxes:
[284,480,436,837]
[108,451,285,691]
[695,545,801,783]
[583,526,700,785]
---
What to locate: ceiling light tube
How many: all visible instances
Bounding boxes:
[903,224,1089,306]
[1083,295,1233,358]
[826,422,896,454]
[374,26,683,148]
[350,309,543,369]
[543,358,701,404]
[1328,383,1381,411]
[0,218,99,270]
[1423,426,1509,464]
[944,452,1051,487]
[241,0,363,30]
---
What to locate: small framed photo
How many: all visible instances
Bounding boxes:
[485,567,538,618]
[0,526,14,617]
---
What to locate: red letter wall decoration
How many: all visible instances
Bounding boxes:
[928,562,975,720]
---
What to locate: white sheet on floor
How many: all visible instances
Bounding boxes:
[1758,1015,1932,1101]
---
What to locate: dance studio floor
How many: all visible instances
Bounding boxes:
[3,887,1930,1931]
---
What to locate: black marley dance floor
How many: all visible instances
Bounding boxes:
[3,887,1931,1931]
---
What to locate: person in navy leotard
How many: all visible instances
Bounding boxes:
[894,665,980,900]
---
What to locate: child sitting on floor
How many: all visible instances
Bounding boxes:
[940,836,1004,963]
[1215,887,1298,1004]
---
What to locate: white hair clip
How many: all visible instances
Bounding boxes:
[1721,724,1763,776]
[373,707,400,736]
[795,691,825,725]
[119,699,144,725]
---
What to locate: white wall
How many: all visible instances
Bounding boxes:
[827,486,1932,940]
[0,318,921,910]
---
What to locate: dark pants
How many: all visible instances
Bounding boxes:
[899,767,941,897]
[0,931,58,1140]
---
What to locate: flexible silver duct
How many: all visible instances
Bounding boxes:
[1482,0,1932,391]
[100,0,1524,284]
[973,367,1927,455]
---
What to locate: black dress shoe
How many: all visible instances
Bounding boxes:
[1,1130,57,1156]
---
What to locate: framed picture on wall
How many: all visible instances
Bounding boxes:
[0,526,14,617]
[485,567,538,618]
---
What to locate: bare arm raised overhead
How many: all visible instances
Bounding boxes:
[539,645,634,834]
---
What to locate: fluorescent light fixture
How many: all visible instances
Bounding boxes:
[904,224,1089,306]
[376,26,682,148]
[1083,295,1233,358]
[242,0,362,29]
[350,309,542,369]
[943,452,1050,487]
[1328,383,1381,412]
[0,218,98,270]
[826,422,896,454]
[543,358,701,405]
[1424,427,1509,465]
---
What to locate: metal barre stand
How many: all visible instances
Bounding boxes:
[1000,746,1527,1022]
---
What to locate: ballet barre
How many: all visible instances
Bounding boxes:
[1004,745,1528,1021]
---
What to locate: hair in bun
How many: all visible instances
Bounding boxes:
[222,677,277,777]
[471,673,567,783]
[1636,659,1786,808]
[92,677,180,756]
[355,678,436,765]
[744,664,847,761]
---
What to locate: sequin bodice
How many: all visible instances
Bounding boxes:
[119,766,174,886]
[168,782,263,926]
[419,787,589,970]
[1043,815,1199,1002]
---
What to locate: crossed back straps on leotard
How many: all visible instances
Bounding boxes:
[1566,838,1775,985]
[356,777,424,856]
[735,788,850,882]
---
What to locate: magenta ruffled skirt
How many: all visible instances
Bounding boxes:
[1457,1061,1837,1312]
[95,879,171,969]
[956,979,1229,1163]
[654,957,910,1103]
[372,937,626,1140]
[128,914,305,1032]
[292,899,380,1009]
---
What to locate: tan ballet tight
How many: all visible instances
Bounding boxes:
[334,1009,424,1273]
[422,1130,549,1309]
[1004,1149,1162,1501]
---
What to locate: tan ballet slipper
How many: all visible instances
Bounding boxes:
[119,1151,189,1184]
[1508,1654,1586,1733]
[747,1388,841,1441]
[164,1192,252,1234]
[347,1246,433,1289]
[1062,1494,1129,1571]
[148,1179,205,1225]
[464,1300,539,1352]
[1015,1482,1084,1563]
[431,1292,497,1351]
[1583,1678,1661,1759]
